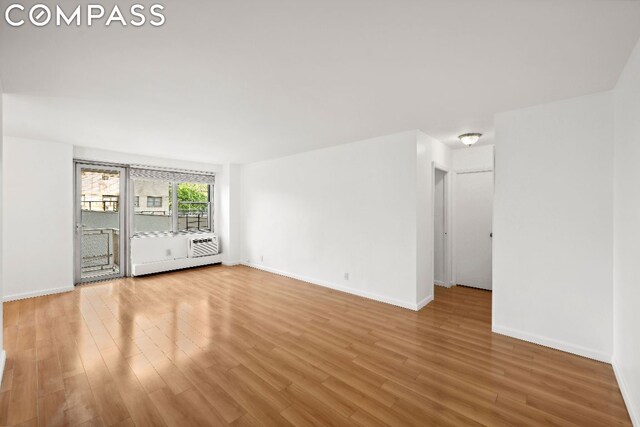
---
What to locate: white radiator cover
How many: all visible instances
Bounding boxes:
[131,233,221,276]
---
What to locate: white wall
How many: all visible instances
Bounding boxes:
[453,144,494,171]
[494,92,614,362]
[3,137,75,301]
[242,131,426,309]
[218,164,242,265]
[240,130,450,310]
[613,37,640,426]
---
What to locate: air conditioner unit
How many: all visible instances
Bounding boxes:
[188,235,219,258]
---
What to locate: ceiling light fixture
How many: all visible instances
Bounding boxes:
[458,133,482,147]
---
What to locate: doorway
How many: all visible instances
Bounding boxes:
[454,169,493,290]
[434,168,448,287]
[74,163,127,283]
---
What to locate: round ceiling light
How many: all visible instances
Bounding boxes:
[458,133,482,147]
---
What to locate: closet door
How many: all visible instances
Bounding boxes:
[455,170,493,290]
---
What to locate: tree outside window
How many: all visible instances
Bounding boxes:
[177,183,210,231]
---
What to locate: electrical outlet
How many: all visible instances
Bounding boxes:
[344,272,349,280]
[260,255,264,262]
[166,249,172,256]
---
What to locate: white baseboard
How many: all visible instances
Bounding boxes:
[0,351,5,388]
[222,260,242,266]
[4,286,75,302]
[612,357,639,427]
[242,262,429,311]
[492,324,611,363]
[416,295,434,310]
[435,280,455,288]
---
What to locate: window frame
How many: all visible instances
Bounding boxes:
[175,182,212,233]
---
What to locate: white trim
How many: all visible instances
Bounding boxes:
[243,262,429,311]
[612,357,639,427]
[433,162,450,173]
[0,351,5,387]
[435,280,455,288]
[455,167,494,174]
[416,295,434,311]
[4,286,74,302]
[492,324,611,363]
[222,261,242,266]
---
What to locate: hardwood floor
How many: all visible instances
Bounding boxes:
[0,265,631,426]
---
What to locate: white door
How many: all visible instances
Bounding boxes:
[455,170,493,290]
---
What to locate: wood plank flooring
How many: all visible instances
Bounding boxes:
[0,265,631,426]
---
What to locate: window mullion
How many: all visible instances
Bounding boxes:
[172,182,178,233]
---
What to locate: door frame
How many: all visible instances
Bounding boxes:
[432,162,452,288]
[74,161,128,284]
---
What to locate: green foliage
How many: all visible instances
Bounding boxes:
[177,183,209,213]
[177,183,208,202]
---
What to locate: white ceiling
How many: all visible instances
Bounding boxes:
[2,0,640,164]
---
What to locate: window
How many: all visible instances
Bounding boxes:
[147,196,163,208]
[80,170,120,212]
[177,182,211,232]
[133,180,172,234]
[130,168,215,236]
